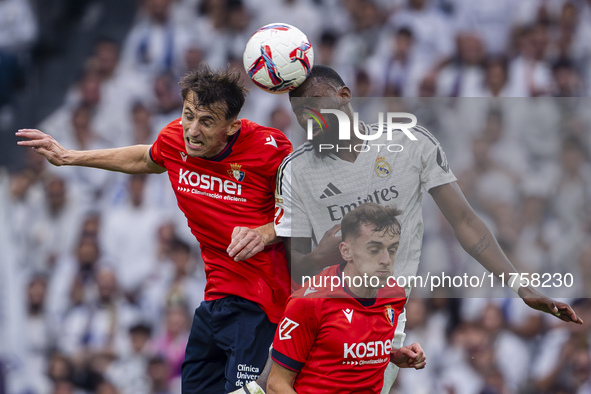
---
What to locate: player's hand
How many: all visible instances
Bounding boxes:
[227,226,265,261]
[16,129,70,166]
[390,342,426,369]
[519,286,583,324]
[310,224,342,267]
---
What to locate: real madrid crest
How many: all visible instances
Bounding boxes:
[228,163,245,182]
[374,156,392,178]
[385,305,396,326]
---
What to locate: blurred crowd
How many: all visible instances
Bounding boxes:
[1,0,591,393]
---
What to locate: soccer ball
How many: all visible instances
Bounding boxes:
[243,23,314,94]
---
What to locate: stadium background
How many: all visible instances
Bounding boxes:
[1,0,590,393]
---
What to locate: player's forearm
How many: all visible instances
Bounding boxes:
[454,213,519,282]
[267,362,298,393]
[257,222,280,246]
[431,183,521,287]
[64,145,163,174]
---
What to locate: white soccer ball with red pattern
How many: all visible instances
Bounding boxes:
[243,23,314,94]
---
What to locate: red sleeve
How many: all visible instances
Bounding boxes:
[149,137,164,168]
[149,120,179,168]
[271,296,319,372]
[242,119,292,185]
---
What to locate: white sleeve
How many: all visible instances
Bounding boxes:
[274,156,312,238]
[414,125,457,192]
[274,156,292,237]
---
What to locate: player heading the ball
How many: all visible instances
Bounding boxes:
[17,65,293,393]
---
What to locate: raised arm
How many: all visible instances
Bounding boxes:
[16,129,165,174]
[430,182,582,324]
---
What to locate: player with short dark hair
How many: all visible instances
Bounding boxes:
[340,201,401,240]
[267,203,426,393]
[178,66,246,120]
[16,64,292,393]
[300,64,346,88]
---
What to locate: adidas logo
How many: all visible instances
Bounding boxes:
[320,182,342,199]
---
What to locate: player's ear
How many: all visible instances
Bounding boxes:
[226,119,241,136]
[337,86,351,106]
[339,241,352,261]
[338,86,351,99]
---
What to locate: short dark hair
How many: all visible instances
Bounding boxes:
[341,203,402,241]
[290,64,345,98]
[179,64,246,120]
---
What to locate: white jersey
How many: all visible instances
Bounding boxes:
[275,124,456,291]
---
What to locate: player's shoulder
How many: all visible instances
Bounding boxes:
[368,122,441,148]
[287,285,326,314]
[376,282,407,303]
[279,142,315,172]
[409,124,443,147]
[160,117,183,135]
[291,283,330,301]
[276,142,314,191]
[293,265,343,299]
[153,117,183,149]
[238,118,291,149]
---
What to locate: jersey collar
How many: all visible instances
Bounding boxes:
[202,129,241,162]
[337,262,377,307]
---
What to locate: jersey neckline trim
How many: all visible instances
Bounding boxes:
[201,128,241,162]
[336,263,377,307]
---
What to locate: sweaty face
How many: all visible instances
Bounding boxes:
[182,91,239,158]
[341,223,400,288]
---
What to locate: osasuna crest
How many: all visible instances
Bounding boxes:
[228,163,245,182]
[385,305,396,326]
[374,156,392,178]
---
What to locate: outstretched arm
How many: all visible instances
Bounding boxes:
[16,129,165,174]
[430,182,582,324]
